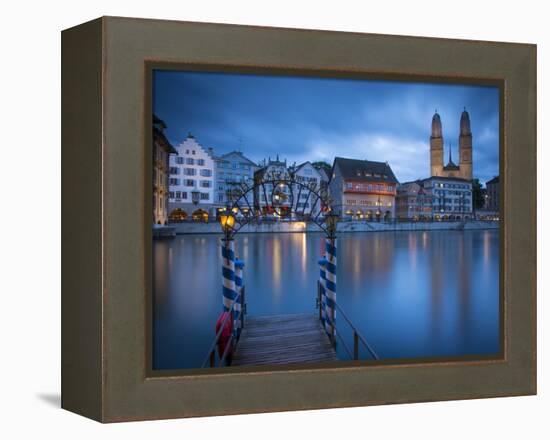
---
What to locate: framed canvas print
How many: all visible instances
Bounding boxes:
[61,16,536,422]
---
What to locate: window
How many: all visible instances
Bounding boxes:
[200,169,212,177]
[218,194,224,202]
[197,159,205,166]
[184,168,196,176]
[181,192,188,199]
[169,191,174,198]
[200,193,209,200]
[175,191,181,198]
[185,149,189,154]
[200,181,211,188]
[186,158,194,165]
[169,178,180,186]
[185,179,195,187]
[169,167,179,175]
[175,157,184,164]
[192,150,196,155]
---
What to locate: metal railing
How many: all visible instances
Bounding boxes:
[317,281,379,361]
[201,287,246,368]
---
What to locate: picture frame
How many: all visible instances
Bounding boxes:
[61,16,536,422]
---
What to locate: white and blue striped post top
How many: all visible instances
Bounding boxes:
[324,238,337,338]
[221,238,237,313]
[318,257,327,329]
[234,259,245,338]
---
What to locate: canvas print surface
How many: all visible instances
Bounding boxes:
[152,70,500,370]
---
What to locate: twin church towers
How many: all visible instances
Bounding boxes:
[430,109,473,180]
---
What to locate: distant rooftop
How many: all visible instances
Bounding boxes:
[215,150,258,166]
[333,157,398,183]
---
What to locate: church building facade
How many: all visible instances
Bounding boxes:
[430,109,473,180]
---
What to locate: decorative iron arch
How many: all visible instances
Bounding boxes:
[221,170,337,237]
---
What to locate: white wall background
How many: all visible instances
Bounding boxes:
[0,1,546,438]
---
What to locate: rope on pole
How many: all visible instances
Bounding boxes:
[234,258,245,339]
[318,257,327,329]
[221,238,236,312]
[324,237,337,339]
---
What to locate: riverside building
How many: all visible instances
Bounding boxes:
[153,115,177,225]
[289,161,328,217]
[329,157,398,220]
[422,176,473,220]
[253,156,292,217]
[168,134,215,221]
[396,181,433,220]
[214,151,258,216]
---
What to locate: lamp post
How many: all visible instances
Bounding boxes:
[219,208,236,312]
[324,211,338,344]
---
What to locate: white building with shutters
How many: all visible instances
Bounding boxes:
[289,161,327,217]
[168,134,216,221]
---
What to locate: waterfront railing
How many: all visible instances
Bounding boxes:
[317,281,379,361]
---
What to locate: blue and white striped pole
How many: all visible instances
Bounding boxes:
[318,257,327,329]
[234,259,245,339]
[324,237,337,341]
[221,238,237,313]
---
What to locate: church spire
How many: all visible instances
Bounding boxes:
[446,143,457,167]
[431,110,443,138]
[460,107,471,136]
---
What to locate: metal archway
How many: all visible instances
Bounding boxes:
[220,170,335,237]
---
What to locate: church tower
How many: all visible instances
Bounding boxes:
[430,111,444,177]
[458,108,473,180]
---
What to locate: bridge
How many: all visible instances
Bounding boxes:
[201,172,379,368]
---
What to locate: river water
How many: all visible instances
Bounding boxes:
[153,229,500,370]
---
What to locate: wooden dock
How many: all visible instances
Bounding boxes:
[232,313,338,366]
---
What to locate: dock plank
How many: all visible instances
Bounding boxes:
[232,313,338,366]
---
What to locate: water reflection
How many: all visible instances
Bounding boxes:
[153,230,500,369]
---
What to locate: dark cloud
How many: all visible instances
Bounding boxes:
[154,70,499,185]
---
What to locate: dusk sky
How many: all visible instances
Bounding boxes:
[153,70,499,185]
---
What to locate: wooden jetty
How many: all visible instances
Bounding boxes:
[232,313,337,366]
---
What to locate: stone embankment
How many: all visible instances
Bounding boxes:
[169,220,499,235]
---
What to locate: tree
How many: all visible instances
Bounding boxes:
[312,161,332,177]
[472,178,485,210]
